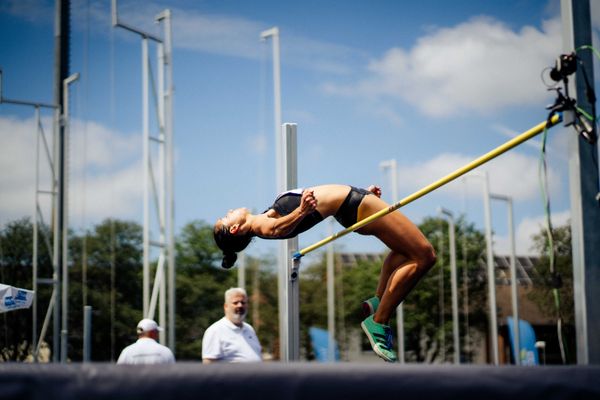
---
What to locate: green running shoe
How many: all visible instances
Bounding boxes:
[361,315,397,363]
[361,296,380,317]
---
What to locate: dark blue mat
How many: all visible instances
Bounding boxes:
[1,362,599,400]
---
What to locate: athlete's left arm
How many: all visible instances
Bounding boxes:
[367,185,382,198]
[251,189,317,238]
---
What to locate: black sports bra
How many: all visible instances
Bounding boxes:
[259,188,324,239]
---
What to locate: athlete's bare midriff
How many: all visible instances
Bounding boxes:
[309,184,352,217]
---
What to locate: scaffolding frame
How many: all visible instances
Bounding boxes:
[111,0,175,351]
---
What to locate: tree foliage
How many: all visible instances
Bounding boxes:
[0,218,52,361]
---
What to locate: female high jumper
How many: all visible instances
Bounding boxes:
[213,184,436,362]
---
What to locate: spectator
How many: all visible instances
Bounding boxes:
[202,287,262,363]
[117,318,175,364]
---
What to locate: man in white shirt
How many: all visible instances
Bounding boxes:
[202,287,262,363]
[117,318,175,365]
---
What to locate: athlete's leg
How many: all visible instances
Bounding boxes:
[357,195,436,325]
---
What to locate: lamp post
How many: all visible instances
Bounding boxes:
[327,218,335,362]
[490,193,520,365]
[380,159,405,363]
[438,207,460,364]
[260,27,289,361]
[464,171,499,365]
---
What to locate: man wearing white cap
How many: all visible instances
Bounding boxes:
[202,287,262,363]
[117,318,175,364]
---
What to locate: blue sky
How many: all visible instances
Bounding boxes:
[1,0,599,264]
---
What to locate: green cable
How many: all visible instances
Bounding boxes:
[538,122,567,363]
[575,44,600,61]
[538,126,555,276]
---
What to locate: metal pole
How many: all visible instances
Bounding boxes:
[561,0,600,365]
[83,305,92,362]
[61,72,79,363]
[491,194,520,365]
[439,207,460,364]
[161,9,176,355]
[52,104,60,363]
[261,27,287,361]
[142,37,150,317]
[327,218,335,362]
[481,172,499,365]
[260,27,283,193]
[53,0,70,364]
[32,107,40,363]
[380,159,405,363]
[238,252,246,289]
[282,123,298,361]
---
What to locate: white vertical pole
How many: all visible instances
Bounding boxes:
[162,9,176,354]
[507,197,520,365]
[260,27,286,361]
[157,36,168,346]
[282,123,298,361]
[491,194,520,365]
[326,218,335,362]
[482,172,499,365]
[238,252,246,289]
[439,208,460,364]
[157,37,166,345]
[32,107,40,362]
[142,37,150,318]
[52,106,60,363]
[380,159,404,363]
[61,72,79,363]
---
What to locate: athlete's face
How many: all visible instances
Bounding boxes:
[224,293,248,326]
[220,208,249,232]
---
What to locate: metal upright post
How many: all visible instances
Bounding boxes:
[439,207,460,364]
[380,159,405,363]
[261,27,287,361]
[238,252,246,289]
[282,123,298,361]
[53,0,70,364]
[561,0,600,365]
[60,72,79,363]
[83,305,92,362]
[491,194,520,365]
[481,172,499,365]
[327,218,335,362]
[466,171,499,365]
[142,36,150,318]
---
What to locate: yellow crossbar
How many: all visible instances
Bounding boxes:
[294,113,562,259]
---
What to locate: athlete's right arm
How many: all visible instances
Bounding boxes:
[251,189,317,238]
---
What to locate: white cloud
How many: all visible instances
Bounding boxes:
[396,150,561,202]
[326,16,562,117]
[493,208,570,255]
[0,115,143,227]
[110,3,365,74]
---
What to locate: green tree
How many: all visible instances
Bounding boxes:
[528,221,575,363]
[0,218,53,361]
[68,219,144,361]
[409,216,488,363]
